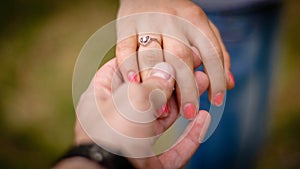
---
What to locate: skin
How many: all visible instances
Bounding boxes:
[53,59,211,169]
[54,1,236,168]
[116,0,235,116]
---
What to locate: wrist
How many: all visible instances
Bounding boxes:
[52,157,103,169]
[54,143,136,169]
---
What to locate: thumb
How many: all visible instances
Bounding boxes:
[141,62,175,117]
[107,62,175,136]
[159,110,211,169]
[111,62,175,124]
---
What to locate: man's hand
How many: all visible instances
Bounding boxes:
[74,58,211,168]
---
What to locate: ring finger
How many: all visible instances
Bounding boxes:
[138,33,164,81]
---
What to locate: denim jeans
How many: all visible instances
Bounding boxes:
[186,3,282,169]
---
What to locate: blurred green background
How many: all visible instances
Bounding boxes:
[0,0,299,169]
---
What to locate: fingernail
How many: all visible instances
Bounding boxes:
[183,103,196,119]
[229,72,235,85]
[213,92,224,107]
[151,62,174,80]
[157,104,168,117]
[161,105,170,118]
[128,71,138,82]
[198,113,211,143]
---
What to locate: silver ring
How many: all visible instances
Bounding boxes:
[139,35,159,46]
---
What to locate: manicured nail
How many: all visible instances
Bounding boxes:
[157,104,168,117]
[213,92,224,107]
[161,105,170,118]
[151,62,174,80]
[183,103,196,119]
[198,113,211,143]
[229,72,235,85]
[128,71,138,82]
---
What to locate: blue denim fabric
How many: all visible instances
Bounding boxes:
[186,4,281,169]
[192,0,280,11]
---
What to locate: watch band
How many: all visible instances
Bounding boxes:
[57,144,136,169]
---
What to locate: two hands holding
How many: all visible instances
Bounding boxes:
[54,0,235,169]
[73,59,211,169]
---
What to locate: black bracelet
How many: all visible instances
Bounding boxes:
[55,144,136,169]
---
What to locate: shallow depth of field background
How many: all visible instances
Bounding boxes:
[0,0,299,169]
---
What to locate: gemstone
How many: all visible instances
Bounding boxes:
[139,36,150,46]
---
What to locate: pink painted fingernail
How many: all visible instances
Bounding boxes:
[161,105,170,118]
[157,104,168,117]
[213,92,224,107]
[128,71,138,82]
[183,103,196,120]
[229,72,235,85]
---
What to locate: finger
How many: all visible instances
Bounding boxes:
[163,36,198,120]
[116,36,140,82]
[92,58,122,102]
[155,70,208,133]
[138,33,164,81]
[194,70,209,96]
[106,62,175,138]
[138,62,176,118]
[186,20,226,107]
[190,46,202,68]
[208,20,235,89]
[159,110,211,169]
[155,95,180,134]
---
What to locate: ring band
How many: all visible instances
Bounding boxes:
[139,35,159,46]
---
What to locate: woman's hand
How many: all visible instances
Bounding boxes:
[116,0,235,119]
[74,58,211,168]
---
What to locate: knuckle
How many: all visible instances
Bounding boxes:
[116,38,136,50]
[160,7,177,15]
[167,43,190,60]
[190,6,206,17]
[116,44,136,62]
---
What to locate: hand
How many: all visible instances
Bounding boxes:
[75,58,211,168]
[116,0,235,118]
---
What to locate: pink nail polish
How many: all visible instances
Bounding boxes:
[128,71,138,82]
[213,93,224,107]
[157,104,168,117]
[161,105,170,117]
[183,103,196,119]
[229,72,235,85]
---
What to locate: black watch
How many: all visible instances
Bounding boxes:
[56,144,136,169]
